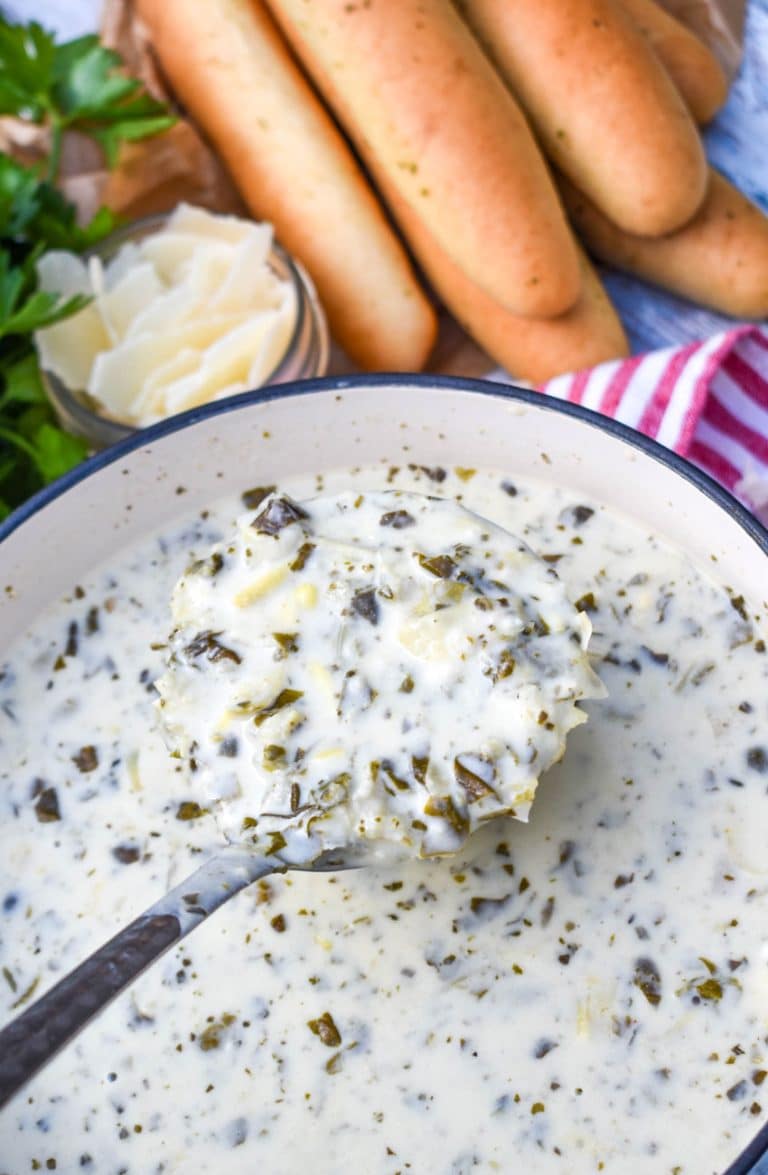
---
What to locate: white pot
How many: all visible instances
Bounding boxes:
[1,375,766,1174]
[2,376,766,635]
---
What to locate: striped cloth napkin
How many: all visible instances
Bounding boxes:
[538,325,768,527]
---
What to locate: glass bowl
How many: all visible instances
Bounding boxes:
[41,213,330,450]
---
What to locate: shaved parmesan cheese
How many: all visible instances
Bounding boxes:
[124,284,204,339]
[34,204,298,428]
[170,203,255,244]
[35,303,112,393]
[36,251,90,299]
[247,315,297,388]
[98,263,164,342]
[170,316,285,416]
[143,348,202,396]
[89,314,254,417]
[139,232,209,284]
[100,241,142,291]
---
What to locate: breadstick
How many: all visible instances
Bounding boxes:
[617,0,728,124]
[135,0,437,371]
[457,0,707,237]
[383,183,628,383]
[264,0,581,319]
[560,169,768,319]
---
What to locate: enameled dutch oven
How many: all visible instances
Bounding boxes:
[1,375,767,1175]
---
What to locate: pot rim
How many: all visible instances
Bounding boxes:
[1,370,767,1174]
[3,373,767,556]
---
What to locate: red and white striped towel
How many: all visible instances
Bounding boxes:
[539,326,768,527]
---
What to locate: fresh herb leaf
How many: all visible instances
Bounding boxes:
[0,247,89,338]
[0,152,43,236]
[0,21,55,122]
[0,350,47,407]
[29,421,88,482]
[0,233,92,518]
[0,17,176,172]
[52,35,176,167]
[0,154,118,251]
[0,15,175,518]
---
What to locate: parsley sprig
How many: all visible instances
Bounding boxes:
[0,20,175,175]
[0,15,176,519]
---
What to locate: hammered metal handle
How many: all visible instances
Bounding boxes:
[0,913,180,1109]
[0,847,280,1109]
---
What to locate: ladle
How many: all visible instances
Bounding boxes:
[0,838,372,1110]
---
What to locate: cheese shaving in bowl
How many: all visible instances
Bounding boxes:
[34,205,302,427]
[156,490,605,861]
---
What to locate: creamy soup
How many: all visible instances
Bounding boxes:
[157,489,602,860]
[0,462,766,1175]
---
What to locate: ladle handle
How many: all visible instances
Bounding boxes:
[0,848,279,1109]
[0,912,181,1108]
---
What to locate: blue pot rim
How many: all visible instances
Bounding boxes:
[2,373,767,555]
[1,371,767,1173]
